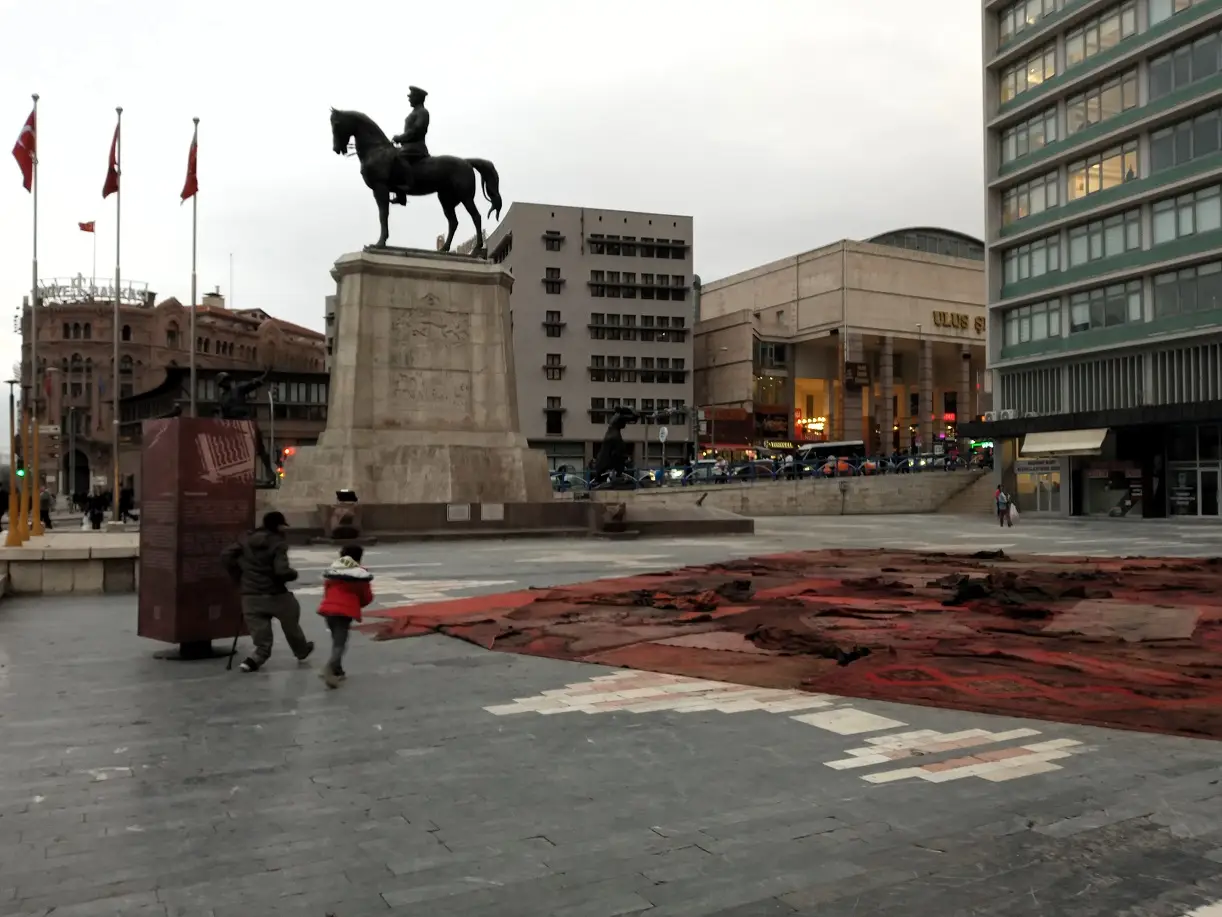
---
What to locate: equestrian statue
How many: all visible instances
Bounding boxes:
[330,87,503,254]
[593,406,676,487]
[215,369,277,484]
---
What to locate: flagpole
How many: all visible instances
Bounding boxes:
[190,117,199,417]
[92,231,96,293]
[111,106,122,523]
[29,93,43,536]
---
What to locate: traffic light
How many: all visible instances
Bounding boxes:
[15,458,24,478]
[275,446,295,479]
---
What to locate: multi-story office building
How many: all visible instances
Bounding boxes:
[485,203,695,470]
[970,0,1222,520]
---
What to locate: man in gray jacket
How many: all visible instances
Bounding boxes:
[221,511,314,672]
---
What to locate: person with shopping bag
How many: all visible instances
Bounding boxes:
[994,485,1013,528]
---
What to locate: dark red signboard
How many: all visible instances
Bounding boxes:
[137,417,257,645]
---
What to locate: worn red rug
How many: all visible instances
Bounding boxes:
[361,549,1222,739]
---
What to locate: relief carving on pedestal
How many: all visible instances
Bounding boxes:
[392,370,472,412]
[389,311,470,346]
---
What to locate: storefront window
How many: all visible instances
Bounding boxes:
[1014,458,1062,513]
[1083,467,1143,516]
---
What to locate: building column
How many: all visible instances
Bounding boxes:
[880,336,894,455]
[959,345,972,454]
[784,371,797,442]
[919,339,934,453]
[832,334,843,441]
[843,332,864,443]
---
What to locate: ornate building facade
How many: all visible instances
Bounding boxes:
[18,282,326,495]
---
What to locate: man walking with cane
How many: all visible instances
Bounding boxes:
[221,511,314,672]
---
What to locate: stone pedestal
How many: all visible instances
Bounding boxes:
[275,249,551,509]
[137,417,256,658]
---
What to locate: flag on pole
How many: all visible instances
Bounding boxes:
[79,221,95,232]
[180,128,198,202]
[102,121,119,198]
[12,106,35,191]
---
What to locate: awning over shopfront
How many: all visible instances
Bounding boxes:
[1021,428,1109,457]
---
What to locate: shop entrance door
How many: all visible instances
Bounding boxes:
[1036,471,1061,513]
[1201,467,1220,517]
[1168,465,1222,517]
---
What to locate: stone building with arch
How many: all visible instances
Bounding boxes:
[19,288,325,496]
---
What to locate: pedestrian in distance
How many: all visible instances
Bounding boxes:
[317,544,374,689]
[994,485,1013,528]
[221,511,314,673]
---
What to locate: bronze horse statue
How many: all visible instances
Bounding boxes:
[329,108,502,254]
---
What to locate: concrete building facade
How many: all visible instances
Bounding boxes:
[18,281,325,496]
[486,203,695,469]
[695,232,989,456]
[968,0,1222,520]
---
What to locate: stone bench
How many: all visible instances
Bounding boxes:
[0,537,139,596]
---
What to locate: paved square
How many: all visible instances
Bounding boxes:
[1,516,1221,916]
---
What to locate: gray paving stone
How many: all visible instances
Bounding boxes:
[4,526,1222,917]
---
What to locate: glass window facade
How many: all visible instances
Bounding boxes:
[1002,234,1061,283]
[1067,140,1140,200]
[1001,171,1059,226]
[1066,69,1139,135]
[1000,43,1057,104]
[1152,260,1222,318]
[1068,280,1143,333]
[1064,1,1137,69]
[1067,209,1141,267]
[1003,299,1062,346]
[1001,108,1058,164]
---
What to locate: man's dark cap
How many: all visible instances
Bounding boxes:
[262,511,289,530]
[409,86,428,99]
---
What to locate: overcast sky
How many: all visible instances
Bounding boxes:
[0,0,983,453]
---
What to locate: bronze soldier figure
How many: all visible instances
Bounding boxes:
[216,370,277,483]
[392,86,431,204]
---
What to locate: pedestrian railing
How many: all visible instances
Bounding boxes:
[549,457,989,492]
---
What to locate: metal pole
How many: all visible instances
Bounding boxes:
[5,382,20,546]
[111,106,122,521]
[29,94,42,536]
[69,407,76,502]
[189,117,199,417]
[267,386,275,481]
[18,398,31,542]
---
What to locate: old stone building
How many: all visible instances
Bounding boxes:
[18,280,326,495]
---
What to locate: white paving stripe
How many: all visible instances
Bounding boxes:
[792,708,907,735]
[485,670,1094,786]
[1184,903,1222,916]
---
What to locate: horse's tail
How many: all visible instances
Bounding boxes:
[467,158,503,221]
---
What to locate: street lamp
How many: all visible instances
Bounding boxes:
[706,345,729,456]
[5,379,23,545]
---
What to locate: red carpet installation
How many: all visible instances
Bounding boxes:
[363,549,1222,739]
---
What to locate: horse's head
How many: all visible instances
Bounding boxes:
[330,108,350,156]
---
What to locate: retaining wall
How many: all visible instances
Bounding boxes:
[584,471,985,516]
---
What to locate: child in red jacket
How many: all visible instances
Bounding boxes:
[317,544,374,688]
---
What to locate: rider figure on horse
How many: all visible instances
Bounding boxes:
[392,86,430,205]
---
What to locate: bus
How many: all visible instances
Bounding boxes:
[795,440,867,465]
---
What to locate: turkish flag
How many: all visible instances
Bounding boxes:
[102,122,119,198]
[12,107,35,192]
[180,134,198,202]
[79,221,95,233]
